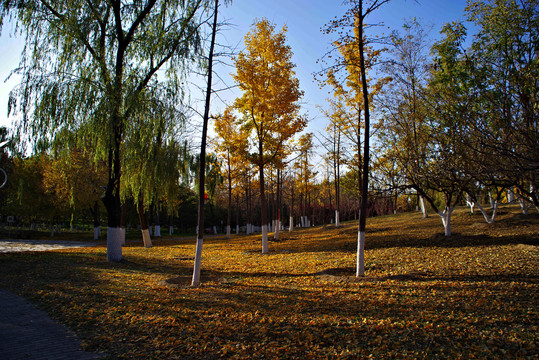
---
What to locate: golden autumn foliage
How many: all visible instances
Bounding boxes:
[0,206,537,359]
[231,18,307,252]
[232,19,306,168]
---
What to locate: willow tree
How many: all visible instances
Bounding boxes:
[1,0,212,261]
[232,19,306,254]
[122,91,183,248]
[322,0,391,276]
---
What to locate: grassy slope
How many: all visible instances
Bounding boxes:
[0,205,537,359]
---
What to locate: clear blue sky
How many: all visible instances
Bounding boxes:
[0,0,473,132]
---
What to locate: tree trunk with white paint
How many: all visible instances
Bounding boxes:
[142,228,152,248]
[514,192,530,215]
[437,207,454,237]
[261,224,269,254]
[356,230,365,277]
[107,227,124,262]
[236,224,239,235]
[93,226,100,240]
[419,195,428,218]
[335,210,340,227]
[137,202,152,248]
[466,194,475,214]
[489,192,495,209]
[507,189,515,203]
[169,226,174,236]
[289,216,294,231]
[226,225,231,238]
[274,220,280,240]
[154,225,161,237]
[474,201,497,224]
[192,0,219,287]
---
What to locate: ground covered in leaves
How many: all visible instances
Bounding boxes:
[0,206,537,359]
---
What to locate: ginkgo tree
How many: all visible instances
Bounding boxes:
[213,108,247,238]
[232,19,307,254]
[322,0,391,276]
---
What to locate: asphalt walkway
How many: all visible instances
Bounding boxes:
[0,289,104,359]
[0,240,105,359]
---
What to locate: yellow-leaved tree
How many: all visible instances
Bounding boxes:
[232,19,306,254]
[213,107,248,238]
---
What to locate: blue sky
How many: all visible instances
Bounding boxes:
[0,0,473,132]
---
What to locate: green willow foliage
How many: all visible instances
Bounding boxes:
[1,0,213,228]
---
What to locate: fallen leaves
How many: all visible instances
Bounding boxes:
[0,206,537,359]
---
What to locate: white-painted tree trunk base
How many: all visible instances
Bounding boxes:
[274,220,280,240]
[489,193,495,209]
[191,237,203,287]
[419,196,428,218]
[261,225,269,254]
[236,224,239,235]
[93,226,100,240]
[289,216,294,232]
[213,226,217,235]
[154,225,161,237]
[507,189,515,203]
[169,226,174,236]
[518,197,529,215]
[226,225,231,239]
[475,201,497,224]
[142,229,152,248]
[335,210,340,227]
[356,231,365,277]
[438,207,454,236]
[107,227,124,262]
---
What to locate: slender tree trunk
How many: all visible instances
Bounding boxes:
[90,201,101,240]
[154,208,161,237]
[274,169,281,240]
[357,5,370,277]
[290,172,295,231]
[192,0,218,287]
[226,150,232,239]
[419,195,428,218]
[102,124,124,262]
[438,207,454,237]
[138,201,152,248]
[259,162,269,254]
[474,201,497,223]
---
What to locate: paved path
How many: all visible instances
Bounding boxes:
[0,289,104,359]
[0,240,100,253]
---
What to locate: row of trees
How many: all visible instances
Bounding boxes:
[1,0,537,277]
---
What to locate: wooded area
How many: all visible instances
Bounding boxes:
[0,0,537,270]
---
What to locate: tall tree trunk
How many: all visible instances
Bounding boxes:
[102,129,124,261]
[192,0,219,287]
[419,195,428,218]
[90,201,101,240]
[226,150,232,239]
[259,162,269,253]
[274,169,281,240]
[290,172,295,232]
[357,4,370,277]
[138,197,152,248]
